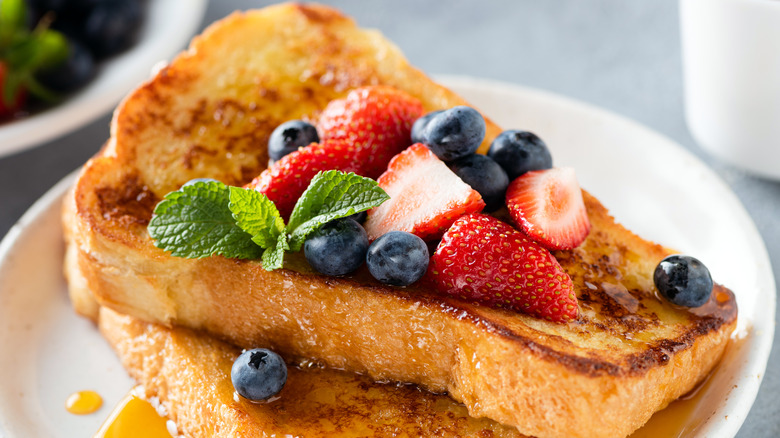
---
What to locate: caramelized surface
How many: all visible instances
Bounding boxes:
[86,3,500,212]
[99,309,521,438]
[98,308,734,438]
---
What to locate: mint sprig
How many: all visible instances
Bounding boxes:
[1,0,68,106]
[262,232,289,271]
[228,187,284,248]
[285,170,390,251]
[147,181,263,260]
[148,171,389,271]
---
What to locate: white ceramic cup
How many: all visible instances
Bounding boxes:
[680,0,780,179]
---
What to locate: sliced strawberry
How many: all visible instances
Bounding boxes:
[318,86,424,179]
[364,143,484,241]
[426,214,578,323]
[505,167,590,250]
[246,139,361,219]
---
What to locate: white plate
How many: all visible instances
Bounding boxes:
[0,0,208,158]
[0,77,774,437]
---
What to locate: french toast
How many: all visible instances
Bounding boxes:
[96,306,523,437]
[63,3,738,438]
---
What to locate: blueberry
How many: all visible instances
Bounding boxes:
[424,106,486,162]
[488,130,552,180]
[268,120,319,161]
[410,110,443,144]
[366,231,429,286]
[653,255,713,307]
[449,154,509,212]
[36,38,96,93]
[231,348,287,401]
[30,0,101,26]
[49,19,82,40]
[347,210,367,224]
[81,0,144,58]
[28,0,99,13]
[26,0,69,15]
[182,178,219,187]
[304,218,368,276]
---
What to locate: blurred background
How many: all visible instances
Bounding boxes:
[0,1,777,436]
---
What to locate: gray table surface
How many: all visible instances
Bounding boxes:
[1,1,777,436]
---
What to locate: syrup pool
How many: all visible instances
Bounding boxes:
[630,371,714,438]
[630,334,745,438]
[64,390,102,415]
[94,391,172,438]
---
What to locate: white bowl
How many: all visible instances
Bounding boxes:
[0,0,208,158]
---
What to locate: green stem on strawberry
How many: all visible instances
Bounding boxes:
[16,73,57,101]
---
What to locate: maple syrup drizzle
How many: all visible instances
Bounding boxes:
[88,335,743,436]
[64,390,102,415]
[95,390,173,438]
[630,334,745,438]
[96,368,714,438]
[630,377,711,437]
[91,368,722,438]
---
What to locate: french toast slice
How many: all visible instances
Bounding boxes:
[97,307,523,437]
[63,3,738,438]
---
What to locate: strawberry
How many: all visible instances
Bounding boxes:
[426,214,578,323]
[0,62,27,119]
[363,143,485,241]
[246,139,361,219]
[505,167,590,250]
[318,86,424,179]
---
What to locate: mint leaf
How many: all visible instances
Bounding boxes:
[286,171,389,251]
[261,232,289,271]
[5,30,68,74]
[148,181,262,259]
[0,0,26,48]
[229,187,284,248]
[1,22,67,103]
[148,171,389,272]
[28,29,69,71]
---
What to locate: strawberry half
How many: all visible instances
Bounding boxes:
[505,167,590,250]
[363,143,485,241]
[318,86,424,179]
[246,139,361,219]
[427,214,578,323]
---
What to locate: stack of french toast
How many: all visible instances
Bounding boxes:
[62,3,737,437]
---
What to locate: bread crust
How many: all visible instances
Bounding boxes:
[98,307,524,437]
[63,4,737,437]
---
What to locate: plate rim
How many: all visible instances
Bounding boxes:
[0,76,775,437]
[0,171,78,265]
[0,0,208,159]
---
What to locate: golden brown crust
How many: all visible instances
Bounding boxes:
[98,307,524,438]
[64,4,738,438]
[74,2,503,260]
[68,187,736,438]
